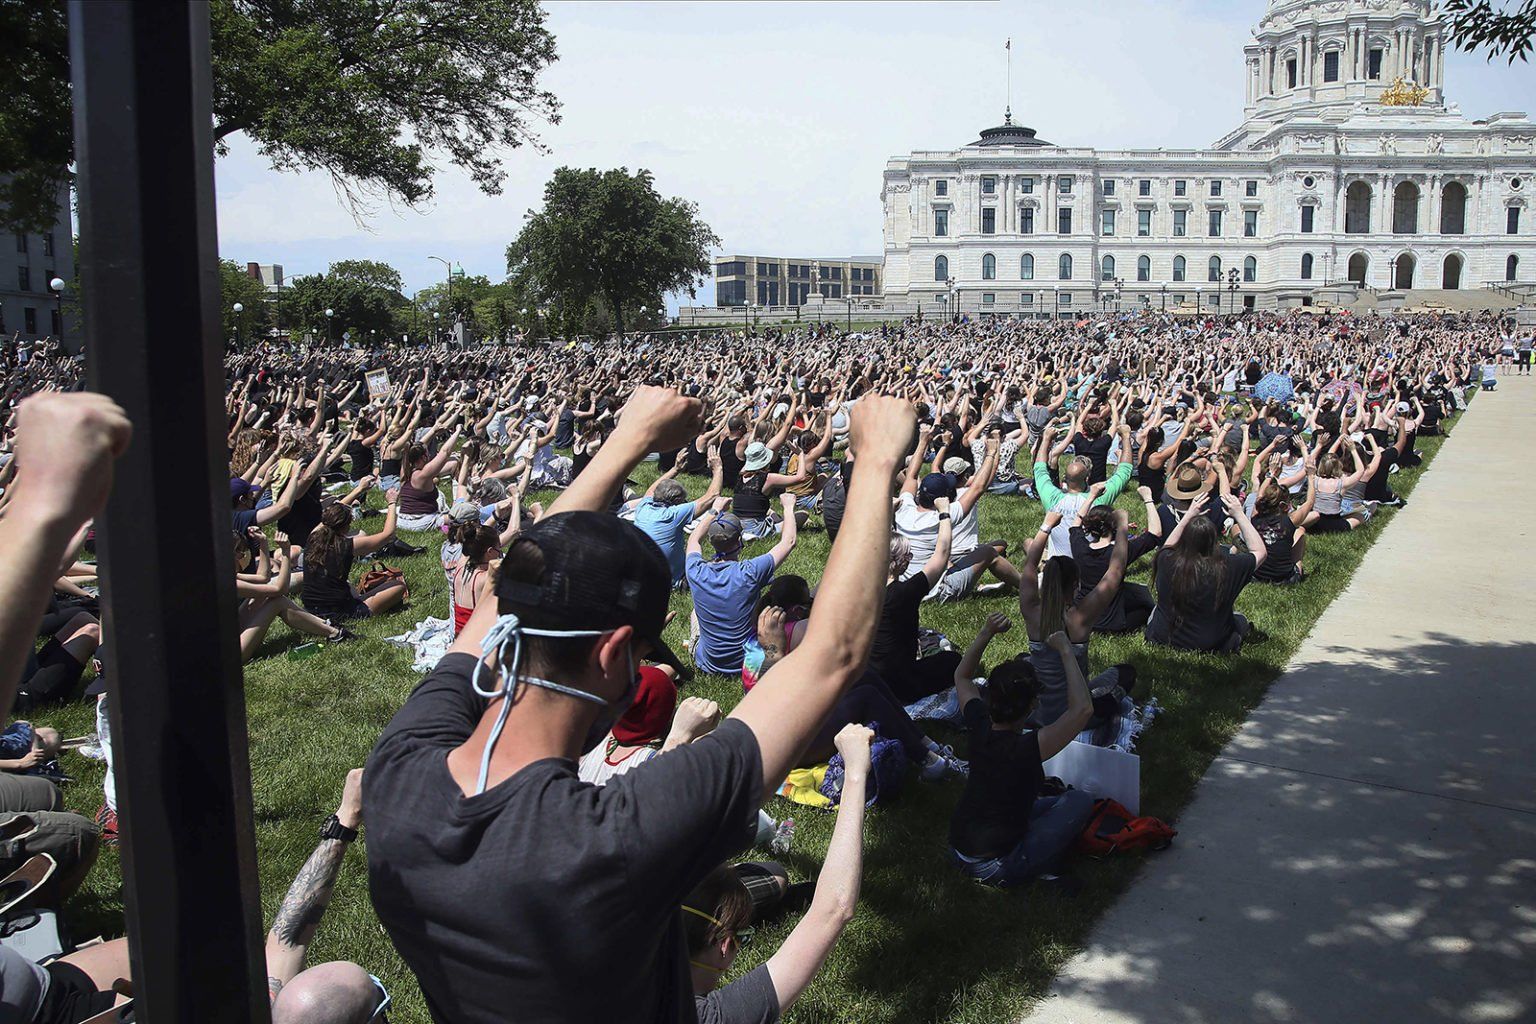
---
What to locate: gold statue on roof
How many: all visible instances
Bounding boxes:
[1380,75,1429,107]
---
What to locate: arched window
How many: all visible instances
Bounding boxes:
[1348,252,1369,286]
[1392,181,1420,234]
[1101,254,1116,281]
[1173,255,1186,282]
[1345,181,1372,233]
[934,255,948,282]
[1301,253,1314,280]
[1443,253,1462,289]
[1508,253,1520,281]
[1441,182,1467,234]
[1208,255,1222,282]
[1137,255,1151,282]
[1020,253,1034,280]
[1058,253,1073,280]
[1243,255,1257,282]
[982,253,996,280]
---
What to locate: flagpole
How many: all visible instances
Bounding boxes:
[1006,37,1012,121]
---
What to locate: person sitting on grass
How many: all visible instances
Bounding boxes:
[731,426,823,541]
[236,528,354,660]
[265,768,392,1024]
[1303,446,1369,534]
[633,448,725,586]
[364,387,917,1023]
[1144,490,1267,653]
[896,427,1017,602]
[300,497,408,623]
[1249,477,1315,585]
[1018,508,1136,738]
[685,723,873,1024]
[948,617,1097,888]
[1069,490,1163,634]
[1035,420,1135,559]
[577,669,711,784]
[868,504,963,704]
[396,427,462,532]
[687,494,798,676]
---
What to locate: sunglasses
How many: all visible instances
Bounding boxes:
[682,905,754,947]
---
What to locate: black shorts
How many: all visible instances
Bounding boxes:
[1310,512,1352,534]
[306,598,371,622]
[39,961,116,1024]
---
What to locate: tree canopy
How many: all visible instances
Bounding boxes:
[218,260,274,342]
[0,0,560,232]
[280,259,407,343]
[506,167,717,337]
[1445,0,1536,63]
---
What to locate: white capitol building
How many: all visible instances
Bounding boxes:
[876,0,1536,315]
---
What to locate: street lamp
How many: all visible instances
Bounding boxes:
[1052,283,1059,321]
[433,310,441,343]
[232,301,244,348]
[49,276,65,341]
[1160,283,1168,312]
[324,307,334,344]
[1226,267,1240,315]
[946,275,957,323]
[846,296,853,335]
[1195,287,1202,316]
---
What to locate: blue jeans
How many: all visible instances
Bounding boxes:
[987,479,1022,496]
[951,789,1096,887]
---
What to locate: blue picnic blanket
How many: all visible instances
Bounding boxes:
[1253,372,1294,403]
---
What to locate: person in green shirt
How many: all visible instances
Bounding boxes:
[1033,421,1134,559]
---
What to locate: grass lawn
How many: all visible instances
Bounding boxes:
[43,397,1469,1024]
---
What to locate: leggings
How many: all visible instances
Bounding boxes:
[878,649,964,705]
[802,671,932,766]
[17,639,86,710]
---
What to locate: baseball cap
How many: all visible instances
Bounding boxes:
[448,500,482,525]
[707,513,744,552]
[743,442,773,472]
[493,511,683,674]
[919,472,958,503]
[230,477,254,503]
[942,456,972,477]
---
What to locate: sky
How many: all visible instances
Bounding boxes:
[214,0,1536,312]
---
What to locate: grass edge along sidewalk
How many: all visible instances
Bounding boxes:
[46,395,1472,1024]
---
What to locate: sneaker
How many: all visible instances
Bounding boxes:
[919,750,949,781]
[327,625,358,644]
[921,742,969,780]
[975,582,1010,596]
[95,804,119,847]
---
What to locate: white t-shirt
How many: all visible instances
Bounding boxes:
[578,743,659,786]
[1047,492,1091,560]
[894,492,940,578]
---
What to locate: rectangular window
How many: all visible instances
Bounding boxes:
[14,233,25,253]
[1287,58,1297,89]
[1058,175,1073,194]
[1301,205,1315,233]
[757,262,770,276]
[757,281,768,305]
[982,292,995,305]
[1058,208,1072,234]
[42,233,53,257]
[1509,207,1521,234]
[1210,180,1222,197]
[1020,177,1034,194]
[17,267,29,291]
[936,209,949,236]
[1174,179,1187,197]
[1101,209,1116,236]
[1208,210,1222,237]
[1173,209,1187,236]
[1060,293,1072,307]
[1022,208,1035,234]
[1139,179,1151,197]
[936,179,948,197]
[1324,50,1339,82]
[982,176,996,195]
[1103,179,1116,196]
[1138,209,1152,236]
[24,308,37,334]
[982,207,996,234]
[1021,293,1034,305]
[1244,209,1258,237]
[1246,180,1258,197]
[1368,49,1383,80]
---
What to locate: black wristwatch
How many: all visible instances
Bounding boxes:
[319,814,358,844]
[937,512,951,521]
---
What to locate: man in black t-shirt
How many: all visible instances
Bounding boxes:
[870,498,962,703]
[364,386,917,1024]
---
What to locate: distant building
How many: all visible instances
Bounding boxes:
[713,254,882,306]
[1,179,78,348]
[246,262,285,292]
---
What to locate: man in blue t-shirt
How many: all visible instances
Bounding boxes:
[632,452,724,585]
[686,496,798,675]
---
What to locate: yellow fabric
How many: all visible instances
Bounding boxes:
[777,765,832,808]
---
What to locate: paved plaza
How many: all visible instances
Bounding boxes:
[1026,378,1536,1024]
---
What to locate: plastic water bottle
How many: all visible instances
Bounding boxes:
[770,818,795,855]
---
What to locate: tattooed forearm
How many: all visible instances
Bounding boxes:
[270,838,347,949]
[759,641,784,676]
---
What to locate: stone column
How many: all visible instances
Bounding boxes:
[1428,175,1441,235]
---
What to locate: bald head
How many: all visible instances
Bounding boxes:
[273,962,380,1024]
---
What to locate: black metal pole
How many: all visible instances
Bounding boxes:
[70,3,270,1022]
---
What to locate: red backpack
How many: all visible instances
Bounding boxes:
[1076,798,1177,857]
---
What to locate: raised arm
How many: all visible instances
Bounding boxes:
[1034,631,1093,761]
[918,495,954,586]
[729,397,914,801]
[766,493,799,567]
[1223,491,1268,568]
[953,612,1010,709]
[548,387,704,516]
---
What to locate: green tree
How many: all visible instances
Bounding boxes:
[506,167,718,337]
[0,0,560,232]
[282,260,406,343]
[218,259,273,344]
[1445,0,1536,62]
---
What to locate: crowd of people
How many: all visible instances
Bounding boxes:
[0,306,1512,1022]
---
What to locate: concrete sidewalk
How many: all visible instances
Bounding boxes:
[1025,379,1536,1024]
